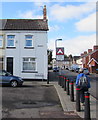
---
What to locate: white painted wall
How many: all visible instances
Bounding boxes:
[76,58,83,68]
[4,30,48,80]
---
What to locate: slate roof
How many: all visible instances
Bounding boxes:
[0,19,48,31]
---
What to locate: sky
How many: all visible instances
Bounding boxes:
[0,0,97,58]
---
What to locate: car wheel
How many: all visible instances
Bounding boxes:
[10,80,18,87]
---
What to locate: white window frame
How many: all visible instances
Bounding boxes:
[0,35,3,48]
[7,35,15,47]
[22,57,36,72]
[25,35,33,47]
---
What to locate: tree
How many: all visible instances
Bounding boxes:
[69,54,73,60]
[47,49,53,64]
[64,54,68,58]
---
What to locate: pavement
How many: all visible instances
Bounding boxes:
[39,81,97,120]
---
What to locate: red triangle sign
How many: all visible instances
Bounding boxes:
[56,48,64,55]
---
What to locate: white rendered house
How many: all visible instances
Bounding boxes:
[0,6,49,80]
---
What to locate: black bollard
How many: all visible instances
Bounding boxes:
[62,76,64,88]
[84,92,91,120]
[58,75,60,85]
[47,71,49,84]
[66,79,70,95]
[59,75,62,86]
[64,77,66,91]
[70,81,74,102]
[61,76,63,87]
[76,86,81,112]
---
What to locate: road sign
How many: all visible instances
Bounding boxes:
[56,47,64,61]
[56,55,64,61]
[56,47,64,55]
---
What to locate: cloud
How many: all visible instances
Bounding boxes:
[49,2,96,21]
[49,25,60,32]
[18,10,43,19]
[48,34,96,57]
[75,12,96,32]
[1,0,97,2]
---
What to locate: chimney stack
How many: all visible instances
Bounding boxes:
[81,53,84,56]
[93,45,98,51]
[84,51,87,55]
[43,5,47,20]
[88,49,92,53]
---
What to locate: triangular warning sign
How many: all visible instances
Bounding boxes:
[58,49,63,54]
[56,48,64,55]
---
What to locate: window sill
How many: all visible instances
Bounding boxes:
[6,47,16,49]
[22,71,38,73]
[24,47,34,49]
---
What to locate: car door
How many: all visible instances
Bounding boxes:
[1,71,11,84]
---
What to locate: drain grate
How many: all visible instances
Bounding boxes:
[14,101,58,109]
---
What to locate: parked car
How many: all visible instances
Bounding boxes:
[0,70,24,87]
[75,68,80,73]
[65,66,69,70]
[96,68,98,74]
[83,68,90,75]
[53,67,59,72]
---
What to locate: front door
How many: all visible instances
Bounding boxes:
[6,57,13,75]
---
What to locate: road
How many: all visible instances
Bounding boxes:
[2,82,62,119]
[2,81,81,119]
[49,69,98,100]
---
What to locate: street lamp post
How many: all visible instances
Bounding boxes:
[55,39,62,66]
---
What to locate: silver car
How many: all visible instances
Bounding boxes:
[0,70,24,87]
[83,68,90,75]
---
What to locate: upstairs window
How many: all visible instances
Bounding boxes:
[7,35,15,47]
[25,35,33,47]
[0,35,3,48]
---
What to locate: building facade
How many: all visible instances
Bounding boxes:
[80,45,98,73]
[0,5,49,80]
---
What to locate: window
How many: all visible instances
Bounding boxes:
[25,35,33,47]
[0,35,3,47]
[7,35,15,47]
[23,57,36,71]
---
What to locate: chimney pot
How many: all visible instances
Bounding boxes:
[88,49,92,53]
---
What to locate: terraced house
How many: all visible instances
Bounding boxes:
[81,45,98,73]
[0,5,49,80]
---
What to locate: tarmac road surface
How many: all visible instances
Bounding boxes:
[2,81,81,119]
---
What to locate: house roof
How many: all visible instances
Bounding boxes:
[0,19,48,31]
[87,58,98,65]
[81,49,98,58]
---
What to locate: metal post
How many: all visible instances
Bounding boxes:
[64,76,66,91]
[66,79,70,95]
[84,92,91,120]
[58,75,60,85]
[76,86,81,112]
[47,71,49,84]
[61,75,63,86]
[59,75,62,86]
[70,80,74,102]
